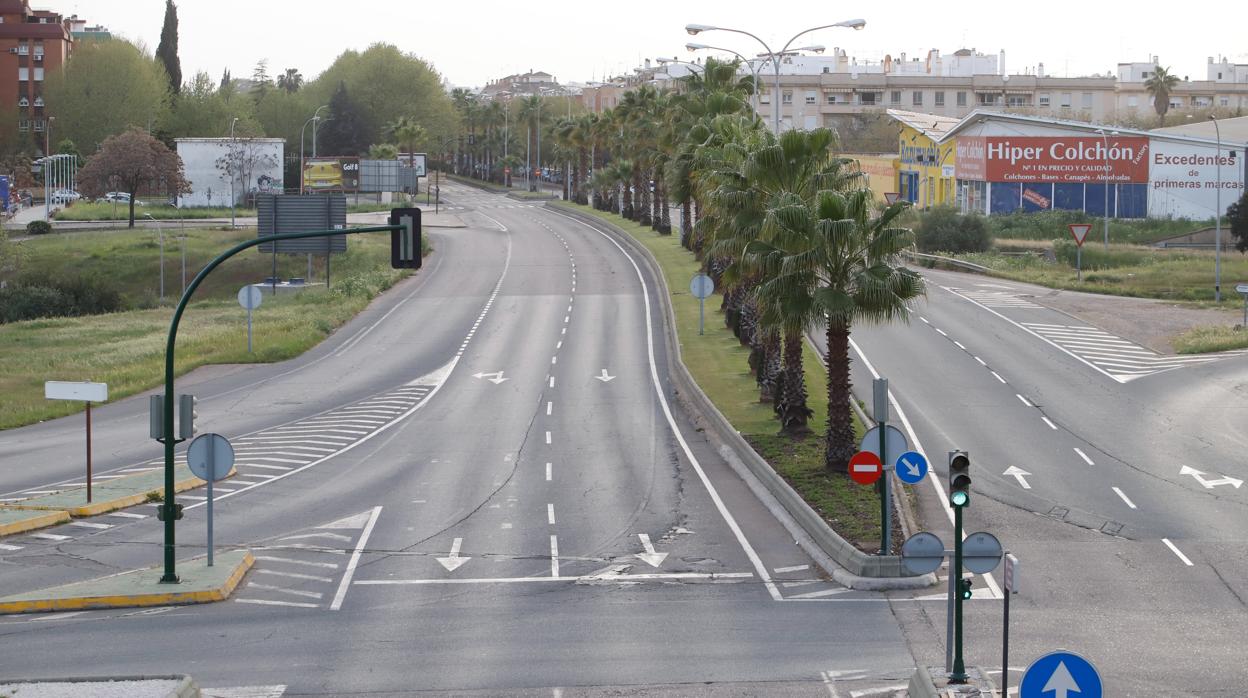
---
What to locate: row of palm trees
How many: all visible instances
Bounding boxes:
[446,66,924,471]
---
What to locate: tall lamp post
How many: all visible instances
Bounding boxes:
[228,117,239,229]
[686,19,865,134]
[145,212,164,303]
[1211,115,1223,303]
[1095,128,1118,250]
[299,105,329,194]
[682,44,763,115]
[44,115,56,221]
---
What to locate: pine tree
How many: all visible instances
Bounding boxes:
[319,82,369,156]
[155,0,181,94]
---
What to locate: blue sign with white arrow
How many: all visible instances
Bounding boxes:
[1020,651,1102,698]
[894,451,928,484]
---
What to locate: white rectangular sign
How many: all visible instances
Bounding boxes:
[45,381,108,402]
[1148,140,1245,220]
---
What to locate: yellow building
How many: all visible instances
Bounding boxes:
[888,109,959,208]
[846,154,898,202]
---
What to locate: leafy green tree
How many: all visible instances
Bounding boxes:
[1144,66,1180,127]
[252,60,272,101]
[45,40,170,154]
[915,207,991,253]
[1229,191,1248,254]
[276,68,303,94]
[318,82,368,156]
[75,128,190,227]
[165,71,255,139]
[155,0,181,95]
[367,143,398,160]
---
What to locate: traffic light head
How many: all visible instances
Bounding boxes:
[948,450,971,507]
[389,208,422,269]
[178,394,198,440]
[959,577,973,600]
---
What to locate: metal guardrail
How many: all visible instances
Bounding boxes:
[903,249,992,274]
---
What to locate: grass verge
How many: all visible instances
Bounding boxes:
[0,232,414,430]
[553,202,888,552]
[1173,324,1248,354]
[53,203,258,221]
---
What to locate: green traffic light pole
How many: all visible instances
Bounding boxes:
[158,224,401,584]
[951,499,968,683]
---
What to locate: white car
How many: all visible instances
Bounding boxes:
[50,189,81,204]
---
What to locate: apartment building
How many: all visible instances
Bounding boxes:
[0,0,74,146]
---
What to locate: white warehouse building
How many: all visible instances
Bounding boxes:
[175,138,285,208]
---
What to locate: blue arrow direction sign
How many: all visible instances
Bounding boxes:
[1020,651,1102,698]
[894,450,928,484]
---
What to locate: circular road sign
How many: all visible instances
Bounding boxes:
[238,285,263,311]
[689,273,715,300]
[859,425,908,466]
[962,530,1004,574]
[900,531,944,575]
[187,433,234,482]
[894,450,928,484]
[848,450,883,485]
[1020,651,1102,698]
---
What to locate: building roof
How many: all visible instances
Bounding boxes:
[935,109,1247,147]
[0,24,69,40]
[1152,115,1248,144]
[885,109,960,139]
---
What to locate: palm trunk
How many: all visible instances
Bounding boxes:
[660,187,671,235]
[759,330,781,403]
[680,200,692,248]
[638,172,651,226]
[825,323,855,472]
[778,330,813,437]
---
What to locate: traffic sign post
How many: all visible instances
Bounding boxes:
[44,381,108,503]
[238,285,263,354]
[187,433,234,567]
[1069,224,1092,282]
[1020,651,1102,698]
[860,380,908,556]
[689,273,714,335]
[1237,283,1248,328]
[1003,553,1020,696]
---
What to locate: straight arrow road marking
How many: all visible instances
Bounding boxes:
[436,537,470,573]
[1179,465,1244,489]
[1003,466,1032,489]
[595,369,616,382]
[635,533,668,568]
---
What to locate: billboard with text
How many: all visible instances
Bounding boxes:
[957,136,1149,183]
[302,157,360,192]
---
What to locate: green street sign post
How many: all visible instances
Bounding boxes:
[156,218,412,584]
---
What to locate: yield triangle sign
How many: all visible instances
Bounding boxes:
[884,192,901,205]
[1068,223,1093,247]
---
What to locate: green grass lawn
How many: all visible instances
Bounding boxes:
[53,203,258,221]
[0,231,413,429]
[552,202,887,551]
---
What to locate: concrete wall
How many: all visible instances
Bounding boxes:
[176,138,284,208]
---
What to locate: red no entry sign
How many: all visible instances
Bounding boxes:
[848,450,883,485]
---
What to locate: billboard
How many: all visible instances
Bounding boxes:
[302,157,360,192]
[1147,141,1245,219]
[256,194,348,254]
[399,153,428,177]
[959,136,1150,183]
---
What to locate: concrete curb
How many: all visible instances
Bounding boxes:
[909,666,999,697]
[548,204,935,589]
[0,550,254,614]
[2,468,234,519]
[0,675,199,697]
[0,508,71,537]
[908,666,941,698]
[444,174,511,194]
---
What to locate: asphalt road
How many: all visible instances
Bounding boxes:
[825,267,1248,696]
[0,184,919,696]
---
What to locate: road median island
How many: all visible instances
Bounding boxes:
[0,549,254,614]
[0,507,70,537]
[548,202,933,588]
[1,464,234,520]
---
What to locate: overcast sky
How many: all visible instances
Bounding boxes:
[73,0,1248,89]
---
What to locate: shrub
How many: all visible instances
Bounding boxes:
[5,273,125,321]
[25,220,52,236]
[915,207,991,254]
[0,285,74,323]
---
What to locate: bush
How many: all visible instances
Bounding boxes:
[915,207,991,254]
[25,220,52,236]
[0,285,74,323]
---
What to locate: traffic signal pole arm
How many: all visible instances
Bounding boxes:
[159,224,400,584]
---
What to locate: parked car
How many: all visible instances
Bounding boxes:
[50,189,81,204]
[96,192,146,206]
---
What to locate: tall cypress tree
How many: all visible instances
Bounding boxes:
[155,0,181,94]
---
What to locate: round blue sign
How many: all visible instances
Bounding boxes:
[894,451,928,484]
[1020,651,1102,698]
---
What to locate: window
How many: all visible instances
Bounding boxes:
[33,119,43,132]
[18,120,28,132]
[1039,93,1051,107]
[891,90,901,105]
[826,92,849,105]
[912,91,923,105]
[977,92,1000,106]
[957,91,967,106]
[17,67,28,81]
[1007,95,1030,107]
[859,91,878,105]
[1142,71,1151,79]
[1060,92,1072,107]
[805,90,817,105]
[1081,92,1092,109]
[1127,95,1138,107]
[33,67,43,81]
[782,90,792,105]
[1218,72,1224,79]
[759,91,770,104]
[17,44,27,55]
[934,91,945,106]
[1221,97,1230,106]
[822,67,830,74]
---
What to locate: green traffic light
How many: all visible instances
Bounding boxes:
[951,490,969,507]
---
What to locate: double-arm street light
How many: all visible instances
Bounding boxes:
[1211,114,1224,302]
[681,44,762,114]
[685,19,866,134]
[1094,128,1119,250]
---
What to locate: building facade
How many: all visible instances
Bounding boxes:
[0,0,75,146]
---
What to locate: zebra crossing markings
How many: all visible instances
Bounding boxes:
[1022,322,1245,381]
[947,287,1042,308]
[235,510,373,611]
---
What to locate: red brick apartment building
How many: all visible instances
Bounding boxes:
[0,0,73,149]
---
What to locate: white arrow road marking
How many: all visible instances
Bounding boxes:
[1179,465,1244,489]
[436,537,470,573]
[634,533,668,568]
[472,371,509,385]
[1003,466,1032,489]
[595,369,616,382]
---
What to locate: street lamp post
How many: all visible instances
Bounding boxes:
[686,19,865,134]
[1095,128,1118,250]
[146,213,164,302]
[1211,115,1223,303]
[44,116,56,221]
[229,118,239,229]
[681,45,763,115]
[299,105,329,195]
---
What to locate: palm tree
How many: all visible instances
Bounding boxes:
[276,68,303,94]
[1144,66,1180,126]
[747,190,924,470]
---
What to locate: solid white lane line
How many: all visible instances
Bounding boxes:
[920,317,930,324]
[550,535,560,578]
[550,209,782,601]
[30,533,72,541]
[329,506,382,611]
[546,402,553,416]
[68,521,112,530]
[1016,394,1032,407]
[1112,487,1138,509]
[991,372,1007,384]
[279,532,353,543]
[1162,538,1194,566]
[789,588,851,599]
[1074,448,1094,465]
[936,329,948,337]
[106,512,147,519]
[547,504,556,525]
[954,341,966,350]
[255,556,339,570]
[546,462,552,481]
[545,431,552,444]
[255,569,334,583]
[357,572,757,586]
[773,564,810,574]
[247,583,324,600]
[1041,417,1058,430]
[235,599,319,609]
